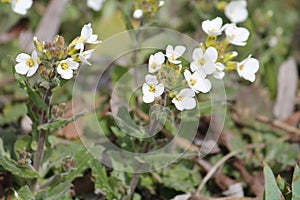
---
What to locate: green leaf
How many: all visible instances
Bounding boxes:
[36,191,48,200]
[14,73,48,111]
[38,112,86,132]
[0,139,38,179]
[17,186,35,200]
[14,136,32,156]
[47,181,72,200]
[292,165,300,200]
[90,159,123,200]
[263,162,283,200]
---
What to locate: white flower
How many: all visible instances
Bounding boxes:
[225,23,250,46]
[133,9,143,19]
[184,70,211,93]
[79,49,94,65]
[190,47,218,75]
[57,58,79,80]
[75,23,101,51]
[11,0,32,15]
[202,17,224,36]
[166,45,186,64]
[213,62,225,79]
[148,52,165,73]
[15,51,39,77]
[237,55,259,82]
[87,0,105,11]
[172,89,196,111]
[225,0,248,23]
[142,74,164,103]
[158,1,165,7]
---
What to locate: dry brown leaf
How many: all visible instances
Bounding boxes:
[273,56,298,120]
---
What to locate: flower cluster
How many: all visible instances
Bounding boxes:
[1,0,33,15]
[142,16,259,111]
[15,23,100,80]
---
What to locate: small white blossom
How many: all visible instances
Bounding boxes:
[225,0,248,23]
[133,9,143,19]
[184,70,211,93]
[237,55,259,82]
[15,50,39,77]
[11,0,32,15]
[213,62,225,79]
[166,45,186,64]
[202,17,224,36]
[172,88,196,111]
[148,52,165,73]
[142,74,164,103]
[57,58,79,80]
[158,1,165,7]
[225,23,250,46]
[76,23,101,51]
[87,0,105,11]
[79,49,94,65]
[190,47,218,75]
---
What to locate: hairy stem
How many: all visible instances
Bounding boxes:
[33,88,52,171]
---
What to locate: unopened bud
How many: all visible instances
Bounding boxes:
[43,49,52,60]
[33,36,44,54]
[53,35,65,48]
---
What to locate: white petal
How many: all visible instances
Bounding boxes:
[155,52,165,64]
[174,46,186,57]
[182,97,196,110]
[27,66,38,77]
[243,58,259,74]
[168,59,181,64]
[16,53,30,63]
[202,54,216,75]
[155,83,164,97]
[15,63,29,75]
[241,72,255,82]
[234,27,250,42]
[205,47,218,62]
[192,48,204,61]
[81,23,92,40]
[213,71,225,79]
[67,59,79,70]
[196,79,212,93]
[145,74,158,85]
[184,70,192,81]
[179,88,195,98]
[166,45,174,58]
[172,99,183,111]
[143,93,155,103]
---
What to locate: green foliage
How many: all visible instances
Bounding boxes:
[292,165,300,200]
[263,162,283,200]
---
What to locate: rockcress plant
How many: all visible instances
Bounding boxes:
[142,17,259,111]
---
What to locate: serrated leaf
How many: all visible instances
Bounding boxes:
[0,155,39,179]
[0,139,38,179]
[17,186,35,200]
[90,159,122,200]
[263,162,283,200]
[292,165,300,200]
[14,136,32,156]
[38,112,86,132]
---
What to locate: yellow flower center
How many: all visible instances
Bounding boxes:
[151,62,157,69]
[176,95,183,101]
[239,65,244,71]
[211,28,217,33]
[61,62,69,70]
[199,58,206,66]
[26,58,35,67]
[189,79,197,86]
[149,85,156,93]
[231,34,236,39]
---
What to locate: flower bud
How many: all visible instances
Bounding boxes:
[43,49,52,60]
[33,36,44,54]
[53,35,65,48]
